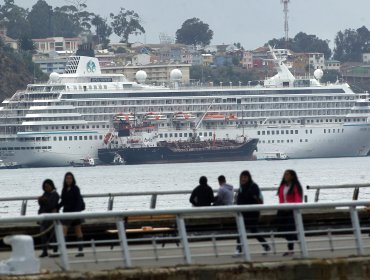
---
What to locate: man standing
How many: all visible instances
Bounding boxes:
[213,175,234,206]
[189,176,214,207]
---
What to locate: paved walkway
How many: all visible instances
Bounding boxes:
[0,233,366,273]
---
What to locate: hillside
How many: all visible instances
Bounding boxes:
[0,45,45,102]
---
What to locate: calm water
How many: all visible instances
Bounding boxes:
[1,157,370,215]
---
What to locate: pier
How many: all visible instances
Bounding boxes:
[0,184,369,279]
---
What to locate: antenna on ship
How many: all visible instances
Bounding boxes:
[192,99,215,141]
[281,0,290,47]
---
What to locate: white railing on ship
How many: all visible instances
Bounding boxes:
[2,200,370,272]
[1,183,370,216]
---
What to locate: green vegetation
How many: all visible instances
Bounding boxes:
[0,39,46,101]
[176,18,213,47]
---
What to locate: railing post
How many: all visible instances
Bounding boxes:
[54,220,70,271]
[235,212,251,261]
[21,200,27,216]
[116,219,131,267]
[349,206,364,255]
[314,188,320,202]
[352,187,360,201]
[150,194,158,209]
[293,209,308,258]
[176,214,191,264]
[108,195,114,211]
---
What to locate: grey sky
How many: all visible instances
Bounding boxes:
[12,0,370,50]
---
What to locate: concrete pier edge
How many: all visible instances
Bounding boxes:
[2,256,370,280]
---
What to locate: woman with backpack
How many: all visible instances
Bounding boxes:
[59,172,85,257]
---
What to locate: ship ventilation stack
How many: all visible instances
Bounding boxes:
[170,69,182,89]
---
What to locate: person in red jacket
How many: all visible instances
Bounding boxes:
[276,169,303,256]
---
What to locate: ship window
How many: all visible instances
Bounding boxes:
[59,137,62,141]
[102,125,105,128]
[169,133,172,137]
[305,139,308,142]
[92,125,95,128]
[281,140,284,143]
[262,140,265,143]
[21,147,26,150]
[87,126,89,129]
[209,132,212,136]
[262,131,265,135]
[97,125,99,128]
[45,126,48,130]
[94,136,98,140]
[286,130,289,134]
[295,130,298,134]
[35,147,41,150]
[184,133,188,137]
[179,133,182,137]
[82,125,85,129]
[14,147,20,150]
[69,136,72,141]
[199,132,202,136]
[42,146,47,149]
[89,136,92,140]
[277,140,280,143]
[271,131,275,135]
[159,134,163,138]
[333,130,335,133]
[268,140,270,143]
[66,126,69,129]
[324,129,326,133]
[53,137,57,141]
[281,130,284,134]
[300,139,302,142]
[62,126,64,129]
[74,136,78,140]
[79,136,83,140]
[257,131,260,135]
[165,133,168,137]
[290,130,293,134]
[276,131,279,135]
[287,140,290,143]
[174,133,178,137]
[328,129,331,133]
[271,140,274,143]
[189,133,193,137]
[64,137,67,141]
[99,135,103,140]
[84,136,87,140]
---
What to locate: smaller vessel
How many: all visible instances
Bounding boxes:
[203,113,225,121]
[0,160,20,169]
[113,113,136,122]
[263,152,289,160]
[70,157,95,167]
[173,112,196,122]
[144,112,167,122]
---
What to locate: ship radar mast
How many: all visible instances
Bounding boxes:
[281,0,290,46]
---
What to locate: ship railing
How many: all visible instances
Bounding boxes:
[306,183,370,202]
[2,183,370,216]
[2,200,370,272]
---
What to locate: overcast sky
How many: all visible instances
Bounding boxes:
[13,0,370,50]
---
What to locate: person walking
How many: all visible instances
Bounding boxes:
[189,176,214,207]
[276,169,303,256]
[59,172,86,257]
[213,175,234,206]
[235,170,270,255]
[38,179,59,258]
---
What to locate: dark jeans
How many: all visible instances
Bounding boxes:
[40,221,57,253]
[276,210,297,250]
[236,215,268,252]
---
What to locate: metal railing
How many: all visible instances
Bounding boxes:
[2,200,370,272]
[306,183,370,202]
[2,183,370,216]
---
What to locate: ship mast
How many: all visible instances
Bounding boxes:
[192,99,215,140]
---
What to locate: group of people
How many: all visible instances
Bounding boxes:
[189,169,303,256]
[37,172,85,258]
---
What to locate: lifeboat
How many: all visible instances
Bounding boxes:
[144,112,167,121]
[203,113,226,121]
[113,113,135,122]
[173,112,196,122]
[226,114,238,121]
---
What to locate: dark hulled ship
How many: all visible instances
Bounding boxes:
[98,137,258,165]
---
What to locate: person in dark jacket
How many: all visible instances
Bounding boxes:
[235,170,270,255]
[189,176,214,206]
[38,179,59,257]
[59,172,85,257]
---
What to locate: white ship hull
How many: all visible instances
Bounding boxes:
[1,123,370,167]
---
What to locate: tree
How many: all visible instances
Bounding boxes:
[110,8,145,43]
[18,34,35,52]
[333,26,370,62]
[27,0,53,38]
[91,15,112,48]
[267,32,332,59]
[0,0,30,39]
[176,18,213,47]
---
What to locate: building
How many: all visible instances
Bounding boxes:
[363,53,370,64]
[241,51,253,69]
[32,37,82,54]
[0,27,18,50]
[325,60,341,71]
[201,54,213,66]
[33,54,68,74]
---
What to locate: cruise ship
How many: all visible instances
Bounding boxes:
[1,49,370,167]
